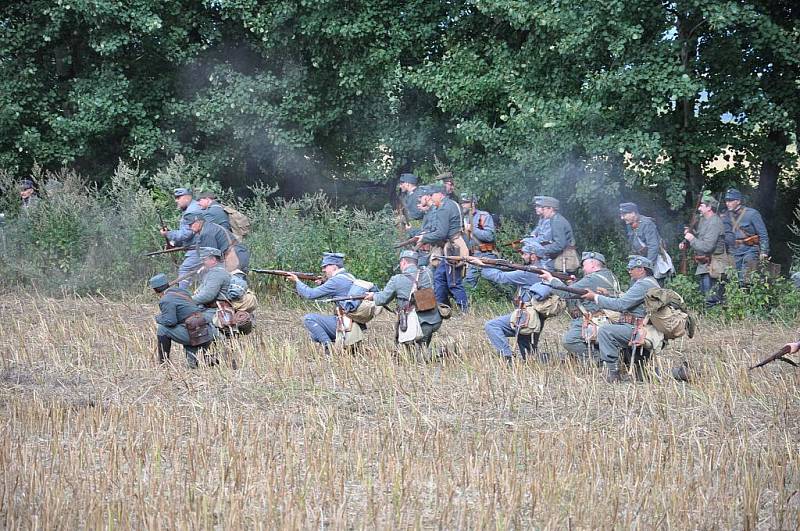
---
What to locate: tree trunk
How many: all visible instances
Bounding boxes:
[755,130,787,218]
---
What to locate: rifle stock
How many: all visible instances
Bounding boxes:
[251,268,322,282]
[749,345,798,370]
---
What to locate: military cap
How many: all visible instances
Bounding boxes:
[184,212,204,224]
[626,255,653,270]
[19,179,34,190]
[724,188,743,201]
[458,192,474,203]
[148,273,169,291]
[529,282,552,301]
[199,247,223,259]
[321,252,345,267]
[173,187,192,197]
[416,185,436,197]
[535,196,560,209]
[619,202,639,214]
[429,184,447,195]
[399,250,419,261]
[197,191,216,200]
[399,173,418,185]
[581,251,606,264]
[436,172,454,183]
[521,238,545,257]
[700,196,719,210]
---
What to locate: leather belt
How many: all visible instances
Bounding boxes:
[615,313,639,325]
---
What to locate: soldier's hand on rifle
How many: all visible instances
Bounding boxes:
[539,270,553,282]
[684,232,695,242]
[596,287,609,295]
[285,273,299,283]
[363,292,374,301]
[581,288,597,301]
[466,256,484,266]
[786,342,800,354]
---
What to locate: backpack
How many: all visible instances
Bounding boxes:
[338,273,379,320]
[221,204,252,239]
[644,288,697,340]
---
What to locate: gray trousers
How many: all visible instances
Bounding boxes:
[597,323,635,370]
[562,318,593,359]
[177,251,201,289]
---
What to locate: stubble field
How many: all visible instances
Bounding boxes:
[1,293,799,529]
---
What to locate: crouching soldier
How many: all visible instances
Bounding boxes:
[287,252,360,354]
[364,250,442,359]
[471,238,549,362]
[539,251,620,361]
[579,255,660,382]
[149,273,213,369]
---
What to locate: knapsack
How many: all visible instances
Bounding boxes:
[644,288,696,340]
[221,204,252,239]
[338,273,378,313]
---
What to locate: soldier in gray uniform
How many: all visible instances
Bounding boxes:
[619,202,672,283]
[459,193,498,288]
[679,196,727,304]
[197,191,231,231]
[437,172,456,199]
[364,250,442,356]
[19,179,39,210]
[540,251,620,360]
[287,252,358,353]
[185,212,234,255]
[580,255,660,382]
[533,196,577,273]
[415,185,469,312]
[722,188,769,282]
[161,188,204,288]
[150,272,210,369]
[398,173,425,223]
[192,247,232,325]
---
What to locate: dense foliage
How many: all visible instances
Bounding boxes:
[1,2,799,261]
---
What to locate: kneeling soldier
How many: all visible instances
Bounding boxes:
[287,252,358,354]
[150,273,212,369]
[364,250,442,358]
[579,255,660,382]
[540,251,620,361]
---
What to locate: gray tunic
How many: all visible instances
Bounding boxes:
[403,187,425,221]
[191,222,234,254]
[156,287,202,327]
[167,200,203,246]
[689,215,725,275]
[372,265,441,326]
[550,268,619,314]
[193,264,231,306]
[626,215,662,265]
[203,202,231,231]
[541,213,575,259]
[595,275,660,318]
[723,206,769,257]
[420,198,462,244]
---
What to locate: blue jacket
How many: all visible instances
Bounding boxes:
[724,206,769,256]
[420,198,462,244]
[481,267,542,302]
[203,202,231,231]
[167,200,203,246]
[295,268,355,309]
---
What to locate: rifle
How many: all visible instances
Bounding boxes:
[319,295,368,303]
[168,265,205,288]
[464,196,476,244]
[749,345,799,370]
[550,284,589,296]
[251,268,323,282]
[680,188,705,274]
[433,255,574,282]
[145,246,189,257]
[393,231,430,249]
[735,234,760,247]
[499,238,523,250]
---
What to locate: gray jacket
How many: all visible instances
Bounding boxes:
[156,287,202,327]
[167,200,203,246]
[203,202,231,231]
[421,198,462,244]
[541,213,575,259]
[595,275,660,318]
[550,268,619,315]
[372,265,441,326]
[626,215,662,264]
[191,222,234,255]
[689,215,725,275]
[724,206,769,257]
[193,264,231,306]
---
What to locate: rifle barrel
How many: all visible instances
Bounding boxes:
[251,268,321,281]
[145,246,188,257]
[749,345,797,370]
[550,284,589,296]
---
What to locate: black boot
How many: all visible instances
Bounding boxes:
[604,364,622,383]
[156,335,171,364]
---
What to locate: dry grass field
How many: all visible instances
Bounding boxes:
[1,293,799,529]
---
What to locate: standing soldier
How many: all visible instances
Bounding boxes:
[413,185,469,312]
[679,196,727,305]
[161,188,204,288]
[19,179,39,210]
[459,193,498,288]
[722,188,769,282]
[469,238,547,362]
[533,196,578,274]
[579,255,660,382]
[364,250,442,358]
[398,173,425,226]
[285,252,358,355]
[437,172,456,199]
[150,272,212,369]
[619,202,673,284]
[539,251,620,361]
[196,191,230,231]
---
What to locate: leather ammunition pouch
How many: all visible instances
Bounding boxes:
[615,313,640,326]
[693,255,711,265]
[477,242,496,253]
[413,287,437,312]
[185,313,212,346]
